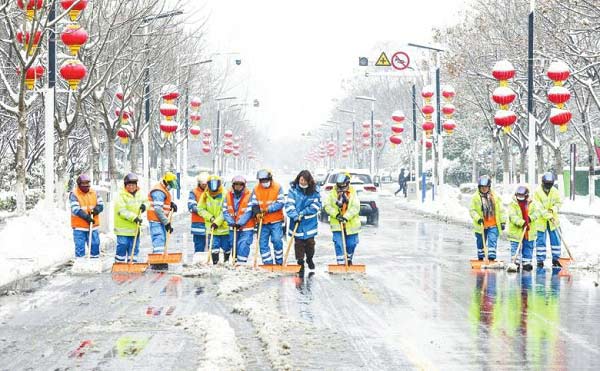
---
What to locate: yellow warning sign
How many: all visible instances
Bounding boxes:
[375,52,391,67]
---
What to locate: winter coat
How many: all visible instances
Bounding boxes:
[507,196,541,242]
[469,190,505,234]
[533,185,562,231]
[70,188,104,230]
[114,188,147,236]
[198,187,229,236]
[284,183,322,240]
[324,186,360,235]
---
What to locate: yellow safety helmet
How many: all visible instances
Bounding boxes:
[162,171,178,189]
[207,175,221,193]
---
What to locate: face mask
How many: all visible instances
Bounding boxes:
[543,184,552,192]
[516,196,526,201]
[299,184,308,189]
[261,181,271,188]
[79,184,90,193]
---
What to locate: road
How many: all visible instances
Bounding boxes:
[1,193,599,370]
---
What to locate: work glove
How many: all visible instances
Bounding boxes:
[336,213,347,223]
[139,204,146,213]
[231,223,241,229]
[211,223,218,230]
[170,202,178,212]
[84,214,94,224]
[251,205,261,217]
[164,223,173,234]
[335,199,344,208]
[477,218,483,225]
[133,217,143,225]
[544,211,553,219]
[501,223,506,231]
[91,206,101,216]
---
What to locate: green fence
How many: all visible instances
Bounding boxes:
[563,168,600,197]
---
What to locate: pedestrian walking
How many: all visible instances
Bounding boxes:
[394,168,408,197]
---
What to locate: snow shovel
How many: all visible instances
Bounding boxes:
[147,212,182,265]
[506,228,528,272]
[112,213,148,273]
[328,222,366,273]
[253,217,266,270]
[206,227,215,265]
[554,224,574,268]
[272,217,302,273]
[470,227,504,269]
[231,226,237,267]
[72,216,102,274]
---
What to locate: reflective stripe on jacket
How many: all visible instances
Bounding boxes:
[533,186,561,231]
[284,184,321,239]
[114,188,146,236]
[324,186,360,235]
[224,188,255,231]
[70,188,100,230]
[251,182,284,224]
[199,188,229,236]
[469,190,505,235]
[147,183,171,223]
[507,197,541,242]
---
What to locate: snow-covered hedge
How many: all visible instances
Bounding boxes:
[0,189,43,212]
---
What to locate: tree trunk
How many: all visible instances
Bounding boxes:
[501,135,510,188]
[55,133,70,208]
[15,107,28,213]
[537,143,544,176]
[130,138,139,174]
[519,149,527,184]
[108,139,117,182]
[554,146,564,195]
[587,142,595,204]
[88,121,100,182]
[471,143,478,183]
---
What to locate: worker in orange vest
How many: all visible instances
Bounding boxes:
[223,175,255,264]
[249,169,285,265]
[69,174,104,261]
[147,172,178,257]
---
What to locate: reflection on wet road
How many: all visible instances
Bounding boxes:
[0,198,599,370]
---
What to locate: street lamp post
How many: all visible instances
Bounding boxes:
[213,96,237,176]
[355,96,376,175]
[337,107,355,167]
[527,0,536,187]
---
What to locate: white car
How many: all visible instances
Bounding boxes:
[319,168,380,226]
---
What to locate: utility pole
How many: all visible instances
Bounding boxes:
[527,0,536,187]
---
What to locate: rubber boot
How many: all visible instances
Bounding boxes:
[212,253,219,265]
[537,261,544,269]
[150,263,169,270]
[297,259,305,277]
[306,257,315,270]
[552,259,562,268]
[224,252,230,263]
[522,263,533,271]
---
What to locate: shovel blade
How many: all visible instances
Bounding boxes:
[111,262,149,273]
[327,264,366,273]
[257,264,277,272]
[470,259,484,269]
[272,264,301,273]
[558,257,573,267]
[147,253,183,265]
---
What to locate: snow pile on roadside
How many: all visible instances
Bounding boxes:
[233,288,294,370]
[559,218,600,269]
[395,185,471,226]
[180,313,244,371]
[561,195,600,216]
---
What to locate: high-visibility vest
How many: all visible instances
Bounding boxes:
[191,187,205,224]
[253,182,284,224]
[147,182,171,222]
[70,188,99,229]
[227,189,255,230]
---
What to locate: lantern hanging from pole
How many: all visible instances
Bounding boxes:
[59,59,87,90]
[232,142,240,150]
[59,0,89,21]
[361,130,370,138]
[389,134,402,145]
[374,131,383,138]
[190,113,201,122]
[117,126,130,144]
[374,120,383,129]
[442,119,457,135]
[494,110,517,133]
[421,138,433,149]
[60,24,89,56]
[115,86,124,101]
[421,85,434,101]
[202,128,212,137]
[422,121,435,138]
[491,86,516,109]
[361,120,370,129]
[189,125,201,139]
[115,108,131,124]
[159,103,178,121]
[547,86,570,108]
[492,60,516,86]
[391,123,404,134]
[224,137,234,146]
[22,65,45,90]
[201,137,211,145]
[223,146,233,155]
[391,110,405,123]
[549,108,571,133]
[201,145,211,154]
[160,120,178,138]
[161,85,179,103]
[345,128,353,137]
[233,150,240,157]
[190,96,201,111]
[16,30,42,56]
[441,85,455,102]
[224,129,233,138]
[17,0,43,20]
[547,61,570,85]
[442,104,455,118]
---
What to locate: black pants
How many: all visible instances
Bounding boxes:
[395,183,407,197]
[294,237,315,263]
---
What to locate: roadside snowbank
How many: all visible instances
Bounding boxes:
[0,203,115,288]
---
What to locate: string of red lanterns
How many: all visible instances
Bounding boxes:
[546,61,571,133]
[492,60,517,133]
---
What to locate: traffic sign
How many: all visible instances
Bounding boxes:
[391,51,410,71]
[375,52,391,67]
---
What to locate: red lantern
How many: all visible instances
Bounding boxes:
[223,146,233,155]
[547,61,570,83]
[23,65,44,90]
[59,59,87,90]
[203,128,212,137]
[422,139,433,149]
[547,86,570,108]
[224,137,234,146]
[361,130,370,138]
[549,108,571,133]
[361,120,370,129]
[115,86,124,101]
[60,24,88,56]
[376,141,384,149]
[494,110,517,132]
[492,86,516,107]
[224,130,233,138]
[16,30,41,56]
[492,60,515,83]
[421,86,434,100]
[160,120,178,138]
[374,120,383,129]
[442,104,455,118]
[442,85,455,102]
[442,119,457,135]
[391,124,404,134]
[60,0,88,21]
[161,85,179,103]
[190,113,201,122]
[189,125,201,138]
[202,137,211,145]
[421,104,434,116]
[362,139,370,148]
[115,108,131,124]
[233,142,240,150]
[159,103,178,121]
[389,135,402,145]
[117,127,130,144]
[375,131,383,138]
[422,121,435,137]
[391,110,405,123]
[233,150,240,157]
[190,96,201,111]
[17,0,43,20]
[345,128,353,136]
[202,145,211,153]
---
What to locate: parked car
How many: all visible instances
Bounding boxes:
[318,168,379,226]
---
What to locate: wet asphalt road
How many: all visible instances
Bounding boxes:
[1,193,599,370]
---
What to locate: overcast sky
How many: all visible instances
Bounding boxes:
[193,0,469,141]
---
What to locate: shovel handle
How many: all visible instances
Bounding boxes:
[129,209,142,265]
[253,218,263,269]
[232,227,237,266]
[163,211,174,256]
[340,222,349,270]
[511,227,528,264]
[207,227,215,265]
[283,216,301,266]
[555,224,574,261]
